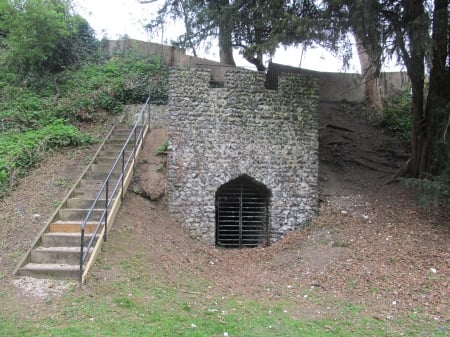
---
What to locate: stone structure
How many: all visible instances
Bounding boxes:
[167,68,319,245]
[267,62,409,102]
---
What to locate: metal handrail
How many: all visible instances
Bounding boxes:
[79,97,151,283]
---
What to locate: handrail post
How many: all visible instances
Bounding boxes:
[121,151,125,201]
[104,179,108,241]
[79,228,85,285]
[147,96,151,127]
[133,128,137,173]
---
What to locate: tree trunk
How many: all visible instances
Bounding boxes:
[420,0,449,176]
[355,36,384,113]
[217,0,235,66]
[403,0,428,178]
[219,42,235,65]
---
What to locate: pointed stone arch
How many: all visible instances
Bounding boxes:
[215,175,271,248]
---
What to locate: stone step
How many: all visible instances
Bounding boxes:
[98,149,134,158]
[75,179,121,191]
[41,232,97,247]
[71,188,111,199]
[17,263,79,280]
[31,246,91,265]
[58,208,105,222]
[94,156,120,164]
[66,198,109,209]
[100,142,134,151]
[90,163,124,173]
[84,171,122,181]
[114,127,142,135]
[49,220,101,234]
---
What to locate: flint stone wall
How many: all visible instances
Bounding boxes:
[167,68,319,244]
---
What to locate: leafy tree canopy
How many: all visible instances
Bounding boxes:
[146,0,320,70]
[0,0,97,76]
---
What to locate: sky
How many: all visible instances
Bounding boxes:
[73,0,400,74]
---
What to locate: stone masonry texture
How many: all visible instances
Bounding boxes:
[167,68,319,245]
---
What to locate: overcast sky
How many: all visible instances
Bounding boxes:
[74,0,366,73]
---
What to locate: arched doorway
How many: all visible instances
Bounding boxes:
[215,175,270,248]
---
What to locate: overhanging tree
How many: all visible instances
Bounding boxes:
[380,0,449,178]
[322,0,385,110]
[0,0,97,75]
[145,0,320,70]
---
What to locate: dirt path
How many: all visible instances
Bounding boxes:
[0,103,448,325]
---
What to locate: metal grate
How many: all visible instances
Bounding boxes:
[215,176,269,248]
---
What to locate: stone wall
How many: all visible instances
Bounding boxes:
[107,39,235,83]
[149,104,169,128]
[167,68,319,245]
[267,62,409,102]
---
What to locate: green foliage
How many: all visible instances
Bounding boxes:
[0,121,94,193]
[404,146,450,208]
[0,0,98,75]
[58,53,168,119]
[405,176,450,208]
[0,280,447,336]
[155,139,168,155]
[147,1,320,70]
[0,93,58,130]
[155,163,165,172]
[382,92,412,143]
[0,48,168,196]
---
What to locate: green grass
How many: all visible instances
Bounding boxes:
[0,279,447,337]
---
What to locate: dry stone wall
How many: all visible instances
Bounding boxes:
[167,68,319,245]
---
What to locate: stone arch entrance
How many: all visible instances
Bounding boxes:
[215,175,270,248]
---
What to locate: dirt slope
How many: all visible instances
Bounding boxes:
[0,102,448,324]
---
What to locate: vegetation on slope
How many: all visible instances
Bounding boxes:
[0,0,168,196]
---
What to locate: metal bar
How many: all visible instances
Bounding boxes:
[78,96,150,283]
[133,127,137,173]
[104,179,108,242]
[121,151,124,201]
[79,228,85,285]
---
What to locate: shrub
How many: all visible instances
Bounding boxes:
[155,139,168,155]
[58,53,168,120]
[0,121,94,194]
[404,146,450,208]
[382,92,412,143]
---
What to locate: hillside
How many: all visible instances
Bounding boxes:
[0,102,448,336]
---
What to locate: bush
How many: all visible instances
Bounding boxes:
[382,92,412,143]
[58,53,168,120]
[404,146,450,208]
[0,1,98,75]
[0,121,94,194]
[155,139,168,155]
[0,93,58,130]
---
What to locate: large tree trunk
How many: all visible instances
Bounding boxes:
[218,22,235,65]
[403,0,430,178]
[217,0,235,66]
[355,36,384,113]
[420,0,449,176]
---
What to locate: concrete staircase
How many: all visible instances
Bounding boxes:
[14,122,148,282]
